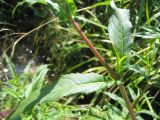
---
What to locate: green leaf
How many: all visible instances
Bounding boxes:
[23,0,77,20]
[3,86,19,98]
[53,0,77,19]
[108,1,133,72]
[4,53,18,80]
[20,61,33,82]
[129,64,146,76]
[12,1,25,18]
[8,73,114,119]
[149,42,158,65]
[77,0,112,12]
[15,0,76,21]
[8,84,54,120]
[118,56,128,73]
[65,0,77,16]
[25,0,48,5]
[25,65,49,97]
[42,73,113,102]
[104,92,126,109]
[19,0,64,20]
[45,0,65,19]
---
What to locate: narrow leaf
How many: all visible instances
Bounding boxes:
[25,0,48,5]
[3,87,19,98]
[4,53,18,80]
[25,65,49,97]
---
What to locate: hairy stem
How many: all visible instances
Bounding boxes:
[69,17,137,120]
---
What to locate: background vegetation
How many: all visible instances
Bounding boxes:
[0,0,160,119]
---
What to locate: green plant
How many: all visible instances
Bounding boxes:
[7,0,138,119]
[1,0,160,120]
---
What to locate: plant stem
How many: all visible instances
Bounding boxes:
[126,81,151,118]
[69,17,137,120]
[69,17,119,80]
[119,83,137,120]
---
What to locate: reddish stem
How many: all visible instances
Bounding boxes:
[119,83,137,120]
[69,17,137,120]
[69,17,119,80]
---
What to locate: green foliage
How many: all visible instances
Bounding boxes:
[25,0,48,4]
[4,54,18,81]
[25,65,49,97]
[22,0,77,20]
[9,73,113,119]
[50,0,77,19]
[108,1,133,74]
[1,0,160,120]
[64,0,77,17]
[42,73,113,102]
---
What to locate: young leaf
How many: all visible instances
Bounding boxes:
[4,53,18,80]
[8,73,114,119]
[108,1,133,72]
[53,0,77,19]
[65,0,77,16]
[25,65,49,97]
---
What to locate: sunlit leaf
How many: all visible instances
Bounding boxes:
[25,65,49,97]
[23,0,77,20]
[25,0,47,5]
[42,73,113,102]
[108,1,133,73]
[3,87,19,98]
[65,0,77,16]
[4,53,18,80]
[9,73,114,119]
